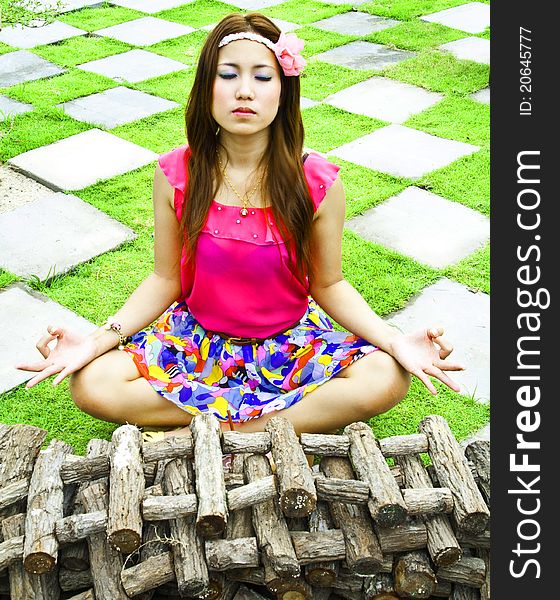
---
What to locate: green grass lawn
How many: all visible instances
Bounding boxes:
[0,0,490,453]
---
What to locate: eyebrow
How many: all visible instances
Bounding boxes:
[217,62,275,69]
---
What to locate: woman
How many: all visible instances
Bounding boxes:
[17,13,463,438]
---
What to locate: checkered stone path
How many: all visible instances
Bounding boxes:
[421,2,490,34]
[0,193,136,281]
[0,50,65,88]
[57,86,179,128]
[0,2,490,437]
[0,20,87,49]
[8,129,158,191]
[0,284,97,394]
[440,36,490,65]
[387,278,490,403]
[94,17,195,47]
[312,12,400,36]
[77,49,188,83]
[324,77,443,124]
[346,187,489,268]
[30,0,103,12]
[329,124,480,179]
[313,41,416,71]
[0,95,33,120]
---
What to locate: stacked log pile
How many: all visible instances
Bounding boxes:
[0,415,490,599]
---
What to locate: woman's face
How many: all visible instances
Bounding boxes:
[212,38,282,137]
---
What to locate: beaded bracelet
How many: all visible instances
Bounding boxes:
[104,316,130,350]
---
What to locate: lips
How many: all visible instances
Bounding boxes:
[233,107,256,114]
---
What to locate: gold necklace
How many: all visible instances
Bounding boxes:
[217,154,264,217]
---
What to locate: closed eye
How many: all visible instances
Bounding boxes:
[218,73,272,81]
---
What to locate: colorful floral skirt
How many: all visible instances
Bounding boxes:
[124,299,378,423]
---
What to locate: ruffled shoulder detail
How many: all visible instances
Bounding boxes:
[303,152,341,212]
[158,145,191,215]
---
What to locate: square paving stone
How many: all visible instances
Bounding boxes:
[269,18,301,33]
[0,50,65,88]
[0,95,33,120]
[325,76,443,124]
[30,0,103,12]
[109,0,193,12]
[439,36,490,65]
[57,85,179,128]
[94,17,195,47]
[329,124,479,179]
[0,165,57,213]
[387,277,489,402]
[471,87,490,104]
[421,2,490,34]
[320,0,370,4]
[0,20,87,49]
[0,284,97,394]
[312,12,400,36]
[313,41,416,71]
[8,129,158,190]
[0,192,136,281]
[77,49,188,83]
[300,96,320,110]
[346,186,489,268]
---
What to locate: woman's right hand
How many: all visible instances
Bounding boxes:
[16,325,99,389]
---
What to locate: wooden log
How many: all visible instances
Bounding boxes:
[222,432,271,454]
[3,513,60,599]
[142,493,198,521]
[450,584,479,600]
[191,414,228,538]
[379,434,430,457]
[436,556,486,588]
[233,585,269,600]
[66,590,95,600]
[363,573,399,600]
[58,567,93,592]
[0,479,28,512]
[304,501,339,587]
[265,416,316,517]
[394,550,437,599]
[205,537,260,570]
[419,416,489,535]
[0,424,47,520]
[227,567,266,586]
[61,439,109,573]
[0,526,23,571]
[163,457,209,597]
[226,475,276,511]
[107,425,145,554]
[396,454,462,567]
[225,454,255,541]
[315,475,370,504]
[244,453,300,578]
[477,548,490,600]
[290,530,346,564]
[55,510,107,544]
[464,440,490,505]
[320,456,384,575]
[267,572,312,600]
[455,528,490,549]
[344,422,407,527]
[402,488,453,515]
[332,567,365,591]
[433,580,453,597]
[60,434,194,485]
[23,438,73,574]
[121,551,175,597]
[375,519,427,554]
[300,433,350,456]
[80,481,129,600]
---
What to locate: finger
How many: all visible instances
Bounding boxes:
[427,327,444,339]
[52,366,73,387]
[25,364,61,389]
[424,365,461,393]
[15,360,51,372]
[433,358,465,371]
[432,335,454,360]
[36,332,57,359]
[412,369,438,395]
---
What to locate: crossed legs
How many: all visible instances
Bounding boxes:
[70,348,410,436]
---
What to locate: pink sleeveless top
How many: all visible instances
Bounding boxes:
[158,145,340,338]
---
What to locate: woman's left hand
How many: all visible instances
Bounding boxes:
[389,327,465,395]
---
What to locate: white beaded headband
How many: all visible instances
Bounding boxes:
[217,30,306,76]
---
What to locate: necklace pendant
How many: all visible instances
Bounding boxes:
[240,207,249,217]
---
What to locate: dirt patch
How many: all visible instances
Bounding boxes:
[0,164,56,213]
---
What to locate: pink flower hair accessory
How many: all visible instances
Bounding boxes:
[217,31,306,77]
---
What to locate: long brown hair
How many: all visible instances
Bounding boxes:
[183,12,314,284]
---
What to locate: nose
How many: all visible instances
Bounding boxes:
[235,75,255,100]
